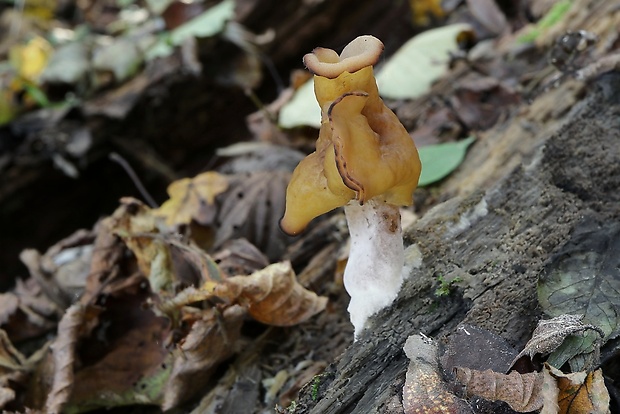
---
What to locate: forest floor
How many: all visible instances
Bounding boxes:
[1,0,620,413]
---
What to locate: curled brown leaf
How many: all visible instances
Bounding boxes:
[454,367,545,412]
[209,261,327,326]
[45,303,85,414]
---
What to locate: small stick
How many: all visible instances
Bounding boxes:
[109,152,158,208]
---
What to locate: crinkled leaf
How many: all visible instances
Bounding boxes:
[170,0,234,46]
[511,314,603,368]
[155,171,229,227]
[113,201,222,296]
[403,334,473,414]
[278,79,320,129]
[376,24,472,99]
[214,171,293,261]
[454,367,545,412]
[547,365,610,414]
[207,261,327,326]
[418,136,475,186]
[112,201,176,294]
[0,329,49,409]
[538,222,620,341]
[45,303,84,414]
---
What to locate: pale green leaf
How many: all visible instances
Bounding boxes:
[418,136,475,186]
[376,23,471,100]
[278,78,321,128]
[538,222,620,340]
[92,38,143,82]
[517,0,572,43]
[538,221,620,369]
[170,0,235,46]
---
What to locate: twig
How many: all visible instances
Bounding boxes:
[109,152,158,208]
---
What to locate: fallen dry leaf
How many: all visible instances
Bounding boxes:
[163,305,246,409]
[0,278,60,343]
[466,0,507,36]
[211,238,270,278]
[214,171,293,261]
[67,296,171,412]
[80,200,132,305]
[207,261,327,327]
[454,362,611,413]
[511,314,604,367]
[155,171,229,227]
[547,364,610,414]
[45,303,84,414]
[0,329,47,409]
[454,366,545,412]
[403,334,473,414]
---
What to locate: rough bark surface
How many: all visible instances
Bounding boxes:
[295,72,620,413]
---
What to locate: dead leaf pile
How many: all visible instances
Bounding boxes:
[447,315,610,413]
[0,194,329,412]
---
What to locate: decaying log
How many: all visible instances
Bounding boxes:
[295,72,620,413]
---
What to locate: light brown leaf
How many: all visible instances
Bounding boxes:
[403,334,473,414]
[454,367,545,412]
[155,171,229,226]
[211,238,270,278]
[45,303,85,414]
[547,365,610,414]
[0,329,27,371]
[0,294,19,328]
[0,329,49,409]
[0,278,59,344]
[81,199,132,305]
[208,261,327,326]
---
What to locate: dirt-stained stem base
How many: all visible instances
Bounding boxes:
[344,199,404,339]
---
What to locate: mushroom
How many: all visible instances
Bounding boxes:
[280,36,421,337]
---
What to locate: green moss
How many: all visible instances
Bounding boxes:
[311,374,324,401]
[434,274,462,297]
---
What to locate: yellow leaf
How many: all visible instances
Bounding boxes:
[409,0,444,26]
[9,36,53,82]
[155,171,229,226]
